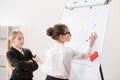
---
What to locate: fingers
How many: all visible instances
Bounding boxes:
[32,57,36,61]
[32,55,38,61]
[90,32,97,40]
[91,32,97,38]
[89,32,97,48]
[93,32,97,38]
[32,55,43,64]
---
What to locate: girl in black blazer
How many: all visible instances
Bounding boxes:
[6,29,42,80]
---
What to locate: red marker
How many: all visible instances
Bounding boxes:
[90,51,98,62]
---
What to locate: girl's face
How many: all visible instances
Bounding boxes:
[59,28,72,43]
[12,33,24,48]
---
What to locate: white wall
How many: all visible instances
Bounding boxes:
[0,0,120,80]
[0,0,67,80]
[0,0,67,61]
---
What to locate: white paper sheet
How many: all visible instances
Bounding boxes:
[62,5,109,80]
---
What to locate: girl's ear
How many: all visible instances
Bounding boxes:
[59,34,62,40]
[59,34,63,41]
[11,39,14,44]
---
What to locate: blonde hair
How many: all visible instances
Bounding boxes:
[6,29,23,74]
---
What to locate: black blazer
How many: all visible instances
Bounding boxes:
[6,47,38,79]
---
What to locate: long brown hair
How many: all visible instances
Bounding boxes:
[6,29,23,74]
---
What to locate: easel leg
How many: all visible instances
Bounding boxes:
[100,64,104,80]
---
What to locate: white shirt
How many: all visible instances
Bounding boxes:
[45,42,92,79]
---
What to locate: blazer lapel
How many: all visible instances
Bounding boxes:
[22,48,27,56]
[11,47,25,57]
[22,48,31,60]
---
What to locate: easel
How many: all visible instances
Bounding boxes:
[65,0,111,80]
[100,64,104,80]
[99,0,111,80]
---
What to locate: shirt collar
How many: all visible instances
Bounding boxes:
[12,45,23,52]
[54,41,65,47]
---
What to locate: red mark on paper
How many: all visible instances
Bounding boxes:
[90,51,98,62]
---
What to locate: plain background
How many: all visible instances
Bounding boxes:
[0,0,120,80]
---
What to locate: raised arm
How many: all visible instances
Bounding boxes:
[73,32,97,59]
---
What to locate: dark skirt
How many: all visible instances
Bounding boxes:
[46,75,69,80]
[10,78,33,80]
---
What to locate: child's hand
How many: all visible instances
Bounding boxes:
[89,32,97,48]
[32,55,43,64]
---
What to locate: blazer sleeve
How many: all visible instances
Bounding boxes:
[7,50,38,72]
[26,49,38,72]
